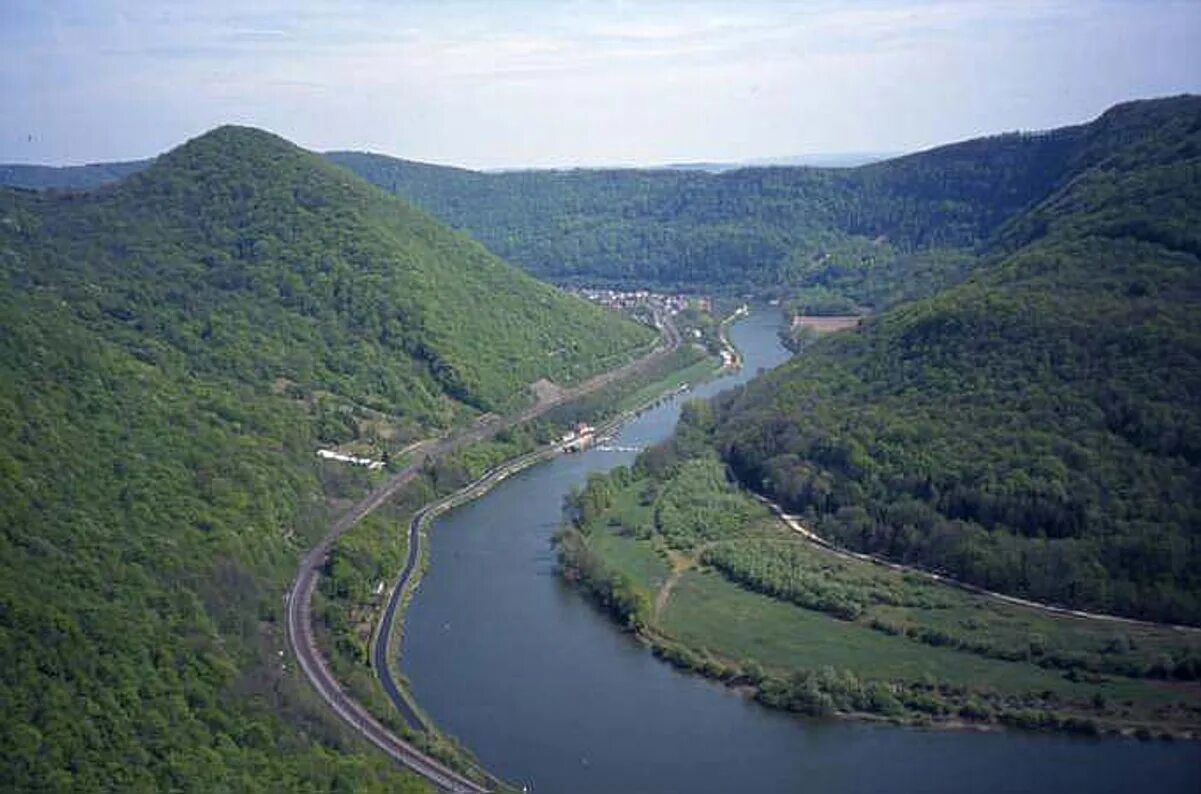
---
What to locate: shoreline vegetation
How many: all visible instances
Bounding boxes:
[555,385,1201,741]
[5,96,1197,792]
[0,125,658,793]
[312,308,730,785]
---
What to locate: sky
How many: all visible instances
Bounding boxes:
[2,0,1199,169]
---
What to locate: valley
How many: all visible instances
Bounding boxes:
[1,95,1198,793]
[0,125,654,792]
[400,310,1201,793]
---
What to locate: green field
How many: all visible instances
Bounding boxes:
[588,530,671,594]
[612,353,722,415]
[563,455,1201,737]
[663,568,1193,710]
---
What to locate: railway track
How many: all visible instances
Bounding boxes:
[285,312,680,791]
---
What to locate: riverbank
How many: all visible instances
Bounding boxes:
[373,342,730,699]
[302,309,740,788]
[714,302,748,370]
[380,358,741,783]
[288,307,697,790]
[397,309,1201,794]
[558,450,1201,741]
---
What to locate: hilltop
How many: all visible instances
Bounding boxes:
[549,95,1201,738]
[11,98,1200,313]
[3,125,652,417]
[330,97,1200,310]
[0,125,651,790]
[705,95,1201,623]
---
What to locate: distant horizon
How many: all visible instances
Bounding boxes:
[0,126,907,171]
[0,144,901,172]
[4,91,1189,174]
[3,1,1198,170]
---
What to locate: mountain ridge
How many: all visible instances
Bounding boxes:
[3,124,653,417]
[6,95,1198,313]
[0,123,651,790]
[704,95,1201,623]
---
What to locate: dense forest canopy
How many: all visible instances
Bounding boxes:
[327,98,1200,311]
[703,95,1201,624]
[10,99,1196,312]
[0,125,651,790]
[1,98,1198,789]
[0,158,152,192]
[4,126,652,417]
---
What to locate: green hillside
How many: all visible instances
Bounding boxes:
[0,126,651,790]
[322,105,1117,308]
[9,101,1194,315]
[323,150,992,307]
[707,96,1201,623]
[0,158,153,192]
[544,97,1201,737]
[6,126,652,418]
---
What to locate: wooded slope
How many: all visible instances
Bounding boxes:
[706,96,1201,623]
[0,125,650,790]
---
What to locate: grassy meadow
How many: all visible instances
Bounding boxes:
[561,454,1201,737]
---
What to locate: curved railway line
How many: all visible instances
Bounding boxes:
[285,312,679,791]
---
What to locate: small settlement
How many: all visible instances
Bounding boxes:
[571,287,707,316]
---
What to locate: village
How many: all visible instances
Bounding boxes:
[570,287,711,316]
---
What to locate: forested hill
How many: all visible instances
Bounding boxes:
[699,96,1201,625]
[8,98,1198,311]
[0,158,152,191]
[0,126,650,789]
[2,125,652,417]
[327,97,1201,307]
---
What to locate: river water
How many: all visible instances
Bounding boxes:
[400,309,1200,793]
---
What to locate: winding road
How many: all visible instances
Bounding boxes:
[372,446,558,740]
[286,311,680,792]
[754,494,1201,634]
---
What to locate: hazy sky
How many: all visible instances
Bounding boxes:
[2,0,1199,169]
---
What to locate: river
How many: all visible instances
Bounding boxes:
[399,309,1201,794]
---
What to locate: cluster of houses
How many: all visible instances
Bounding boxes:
[572,288,709,315]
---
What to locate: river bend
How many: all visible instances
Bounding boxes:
[400,310,1200,794]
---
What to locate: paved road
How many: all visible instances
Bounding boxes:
[757,495,1201,634]
[373,446,557,742]
[286,312,680,792]
[370,395,646,754]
